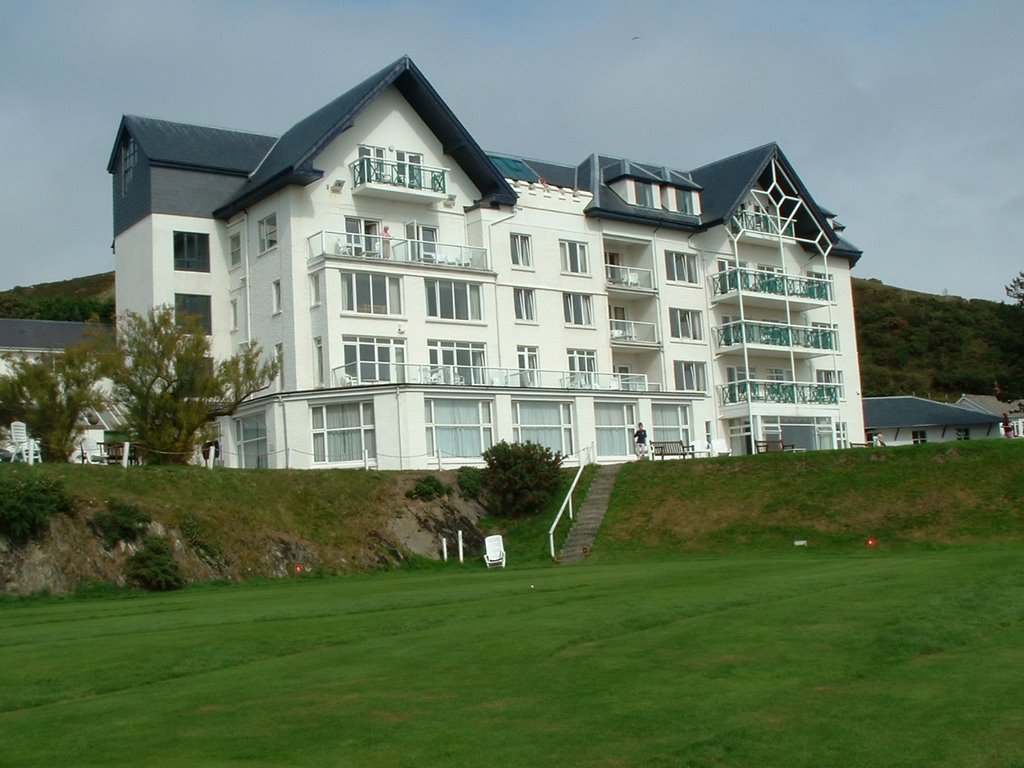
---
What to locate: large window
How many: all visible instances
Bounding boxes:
[341,272,402,315]
[651,403,692,444]
[235,412,267,468]
[174,293,212,334]
[340,336,405,384]
[428,340,486,385]
[425,279,482,321]
[665,251,699,284]
[426,399,493,459]
[673,360,707,392]
[562,292,593,325]
[258,213,278,254]
[311,402,375,463]
[510,233,532,268]
[173,232,210,272]
[513,400,574,455]
[669,308,703,340]
[595,401,636,457]
[513,288,536,321]
[560,241,589,274]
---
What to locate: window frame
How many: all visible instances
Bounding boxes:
[173,231,210,273]
[669,308,703,340]
[174,293,212,335]
[510,233,533,268]
[665,251,700,284]
[425,278,483,322]
[341,271,403,316]
[562,292,594,326]
[311,402,376,463]
[258,213,278,254]
[673,360,707,392]
[560,240,589,274]
[513,288,536,321]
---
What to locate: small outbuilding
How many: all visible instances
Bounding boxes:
[862,396,1003,446]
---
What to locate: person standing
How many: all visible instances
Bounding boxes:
[1003,413,1014,439]
[634,422,648,459]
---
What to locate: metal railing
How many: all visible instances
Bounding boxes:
[330,362,651,392]
[549,444,594,560]
[350,157,447,193]
[714,321,837,351]
[609,319,659,344]
[605,264,655,290]
[729,210,796,237]
[308,231,488,270]
[709,267,833,302]
[720,379,841,405]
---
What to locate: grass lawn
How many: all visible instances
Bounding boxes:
[3,546,1024,767]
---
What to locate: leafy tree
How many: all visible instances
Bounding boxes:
[481,441,564,518]
[0,343,106,461]
[102,307,278,465]
[1007,272,1024,306]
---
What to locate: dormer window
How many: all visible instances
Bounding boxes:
[120,138,137,198]
[675,189,694,215]
[634,180,655,208]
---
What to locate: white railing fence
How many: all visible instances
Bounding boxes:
[548,443,595,560]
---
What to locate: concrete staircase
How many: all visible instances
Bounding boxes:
[558,462,623,564]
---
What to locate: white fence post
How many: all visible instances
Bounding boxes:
[457,530,464,564]
[441,536,448,562]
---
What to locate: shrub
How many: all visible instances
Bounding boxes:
[481,441,563,518]
[92,499,151,548]
[456,466,483,500]
[406,474,448,501]
[126,537,185,591]
[0,474,75,545]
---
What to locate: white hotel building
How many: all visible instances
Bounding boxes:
[108,57,865,469]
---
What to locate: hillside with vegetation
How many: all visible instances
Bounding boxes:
[0,271,115,324]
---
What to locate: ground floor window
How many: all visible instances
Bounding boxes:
[426,399,493,458]
[595,401,636,457]
[836,421,849,449]
[728,418,753,455]
[912,430,928,444]
[955,427,970,440]
[651,403,692,444]
[512,400,573,456]
[761,415,835,451]
[311,402,375,462]
[236,412,268,468]
[341,336,405,384]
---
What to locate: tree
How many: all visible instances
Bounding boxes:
[1007,271,1024,306]
[102,307,278,465]
[481,441,564,518]
[0,343,106,461]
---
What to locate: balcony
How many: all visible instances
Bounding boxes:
[331,362,652,392]
[609,319,659,345]
[605,264,655,292]
[709,267,832,311]
[719,379,840,406]
[349,157,448,203]
[308,231,489,270]
[714,321,837,358]
[728,210,796,241]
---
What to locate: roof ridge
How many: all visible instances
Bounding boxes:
[124,114,277,140]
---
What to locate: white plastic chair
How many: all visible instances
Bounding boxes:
[711,438,732,457]
[689,439,712,458]
[483,535,506,568]
[10,422,41,464]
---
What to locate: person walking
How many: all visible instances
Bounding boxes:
[634,422,649,459]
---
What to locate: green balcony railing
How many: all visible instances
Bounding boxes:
[349,157,447,194]
[709,268,833,302]
[720,379,840,406]
[715,321,837,351]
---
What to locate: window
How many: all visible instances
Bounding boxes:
[311,403,375,463]
[425,279,482,321]
[675,189,694,215]
[836,421,849,449]
[595,402,636,457]
[510,233,532,267]
[673,361,707,392]
[816,369,845,399]
[651,403,692,444]
[766,367,791,382]
[309,273,321,307]
[229,233,242,267]
[517,345,539,387]
[340,336,405,384]
[120,138,136,197]
[258,213,278,254]
[425,399,493,458]
[912,430,928,445]
[341,272,402,315]
[235,412,267,468]
[513,288,536,321]
[956,427,971,440]
[669,308,703,340]
[344,216,381,256]
[665,251,699,284]
[174,293,212,334]
[272,280,282,314]
[634,180,655,208]
[560,241,589,274]
[562,293,593,326]
[313,337,324,387]
[428,340,486,385]
[173,231,210,272]
[396,150,424,189]
[404,222,437,262]
[275,343,285,389]
[513,401,574,455]
[230,299,238,331]
[567,348,596,388]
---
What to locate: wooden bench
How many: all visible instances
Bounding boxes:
[650,441,709,459]
[754,439,795,454]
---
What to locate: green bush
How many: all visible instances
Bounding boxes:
[92,499,151,547]
[126,536,185,591]
[0,474,75,545]
[456,466,482,500]
[481,441,563,518]
[406,474,448,501]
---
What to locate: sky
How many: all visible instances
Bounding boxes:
[1,0,1022,302]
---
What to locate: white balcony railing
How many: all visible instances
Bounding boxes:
[605,264,654,290]
[308,231,488,270]
[331,363,651,392]
[609,319,659,344]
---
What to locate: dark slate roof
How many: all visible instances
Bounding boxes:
[107,116,275,176]
[214,56,517,217]
[690,143,777,226]
[0,319,112,351]
[863,396,1002,429]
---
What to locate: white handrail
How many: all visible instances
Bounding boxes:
[548,443,594,560]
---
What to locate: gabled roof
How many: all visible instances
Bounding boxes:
[957,394,1024,417]
[214,56,517,218]
[863,396,1002,429]
[0,319,111,352]
[106,116,275,176]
